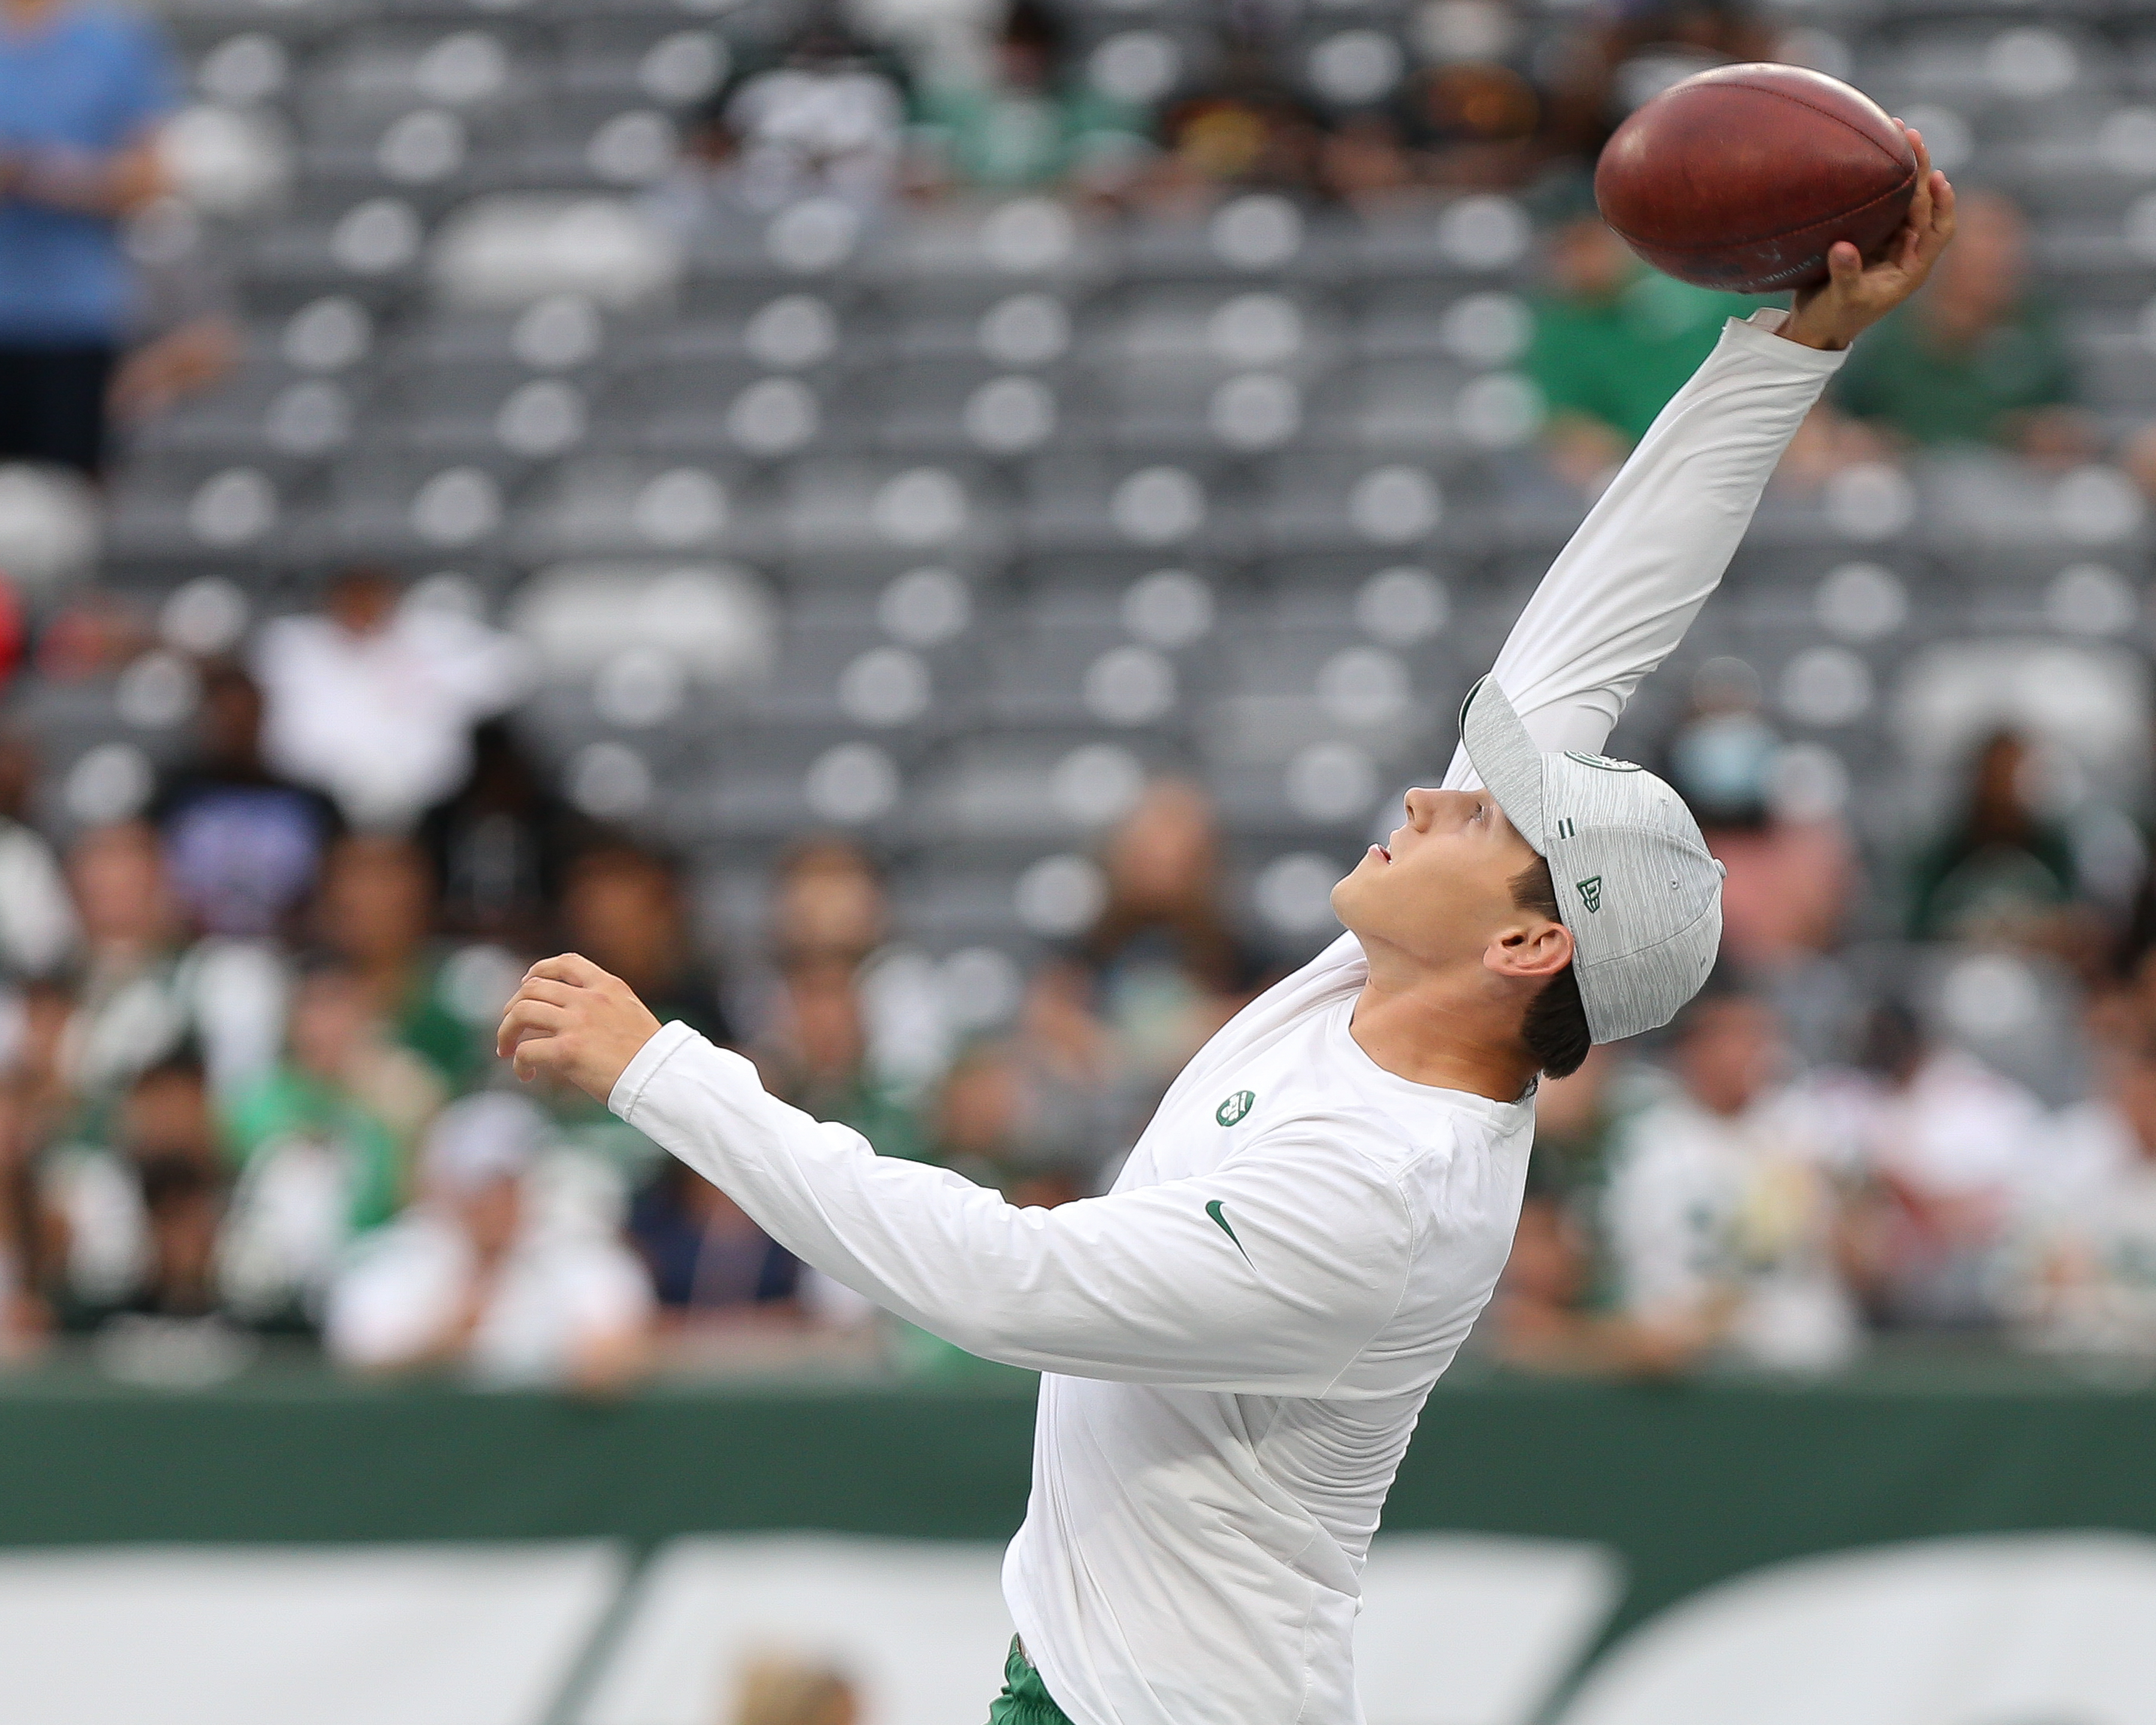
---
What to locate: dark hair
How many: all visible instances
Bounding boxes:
[1003,0,1065,54]
[1509,857,1592,1079]
[137,1152,220,1216]
[131,1048,208,1092]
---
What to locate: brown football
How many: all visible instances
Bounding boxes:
[1594,63,1918,293]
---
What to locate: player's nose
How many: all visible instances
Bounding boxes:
[1400,786,1448,830]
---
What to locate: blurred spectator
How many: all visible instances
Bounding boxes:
[8,975,73,1142]
[1318,112,1417,209]
[313,834,484,1089]
[1831,193,2086,462]
[105,195,240,427]
[0,1079,48,1358]
[755,958,920,1161]
[252,567,528,831]
[1525,1044,1627,1222]
[913,1,1146,195]
[1006,956,1124,1187]
[770,835,888,970]
[1819,1000,2048,1331]
[923,960,1122,1203]
[325,1092,653,1389]
[1536,0,1779,168]
[1662,662,1855,970]
[766,835,945,1096]
[29,583,152,681]
[63,819,286,1102]
[1403,58,1544,190]
[729,1654,859,1725]
[562,840,732,1047]
[220,958,442,1325]
[1140,51,1323,212]
[419,719,588,947]
[1908,730,2085,950]
[109,1151,223,1320]
[0,0,178,476]
[41,1050,221,1321]
[1603,982,1862,1372]
[0,566,20,689]
[0,727,74,979]
[152,659,343,942]
[1526,210,1755,489]
[2014,1016,2156,1355]
[702,18,908,216]
[1487,1046,1712,1376]
[628,1155,798,1318]
[923,1039,1024,1191]
[1083,780,1258,1086]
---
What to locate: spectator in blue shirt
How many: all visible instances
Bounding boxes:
[0,0,177,476]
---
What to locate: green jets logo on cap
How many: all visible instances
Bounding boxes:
[1577,876,1604,914]
[1216,1090,1255,1127]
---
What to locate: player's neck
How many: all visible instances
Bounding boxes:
[1347,967,1539,1104]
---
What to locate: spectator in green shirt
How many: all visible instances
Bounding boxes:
[755,957,922,1164]
[913,0,1147,196]
[1831,192,2085,459]
[223,956,443,1255]
[313,834,487,1091]
[1526,213,1757,489]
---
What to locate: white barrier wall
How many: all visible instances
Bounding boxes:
[0,1542,624,1725]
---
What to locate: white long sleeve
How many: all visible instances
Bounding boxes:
[611,1022,1416,1392]
[1443,309,1846,783]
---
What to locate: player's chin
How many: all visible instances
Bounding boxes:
[1334,846,1392,907]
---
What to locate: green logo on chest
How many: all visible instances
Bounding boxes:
[1215,1090,1256,1127]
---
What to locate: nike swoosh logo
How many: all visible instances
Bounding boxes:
[1206,1199,1252,1264]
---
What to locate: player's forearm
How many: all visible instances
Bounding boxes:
[613,1024,1028,1351]
[1446,311,1845,779]
[611,1024,1404,1389]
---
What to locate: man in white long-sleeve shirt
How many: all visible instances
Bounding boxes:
[500,138,1954,1725]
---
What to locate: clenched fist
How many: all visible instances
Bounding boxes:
[496,954,664,1103]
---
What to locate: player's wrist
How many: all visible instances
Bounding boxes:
[1778,316,1855,352]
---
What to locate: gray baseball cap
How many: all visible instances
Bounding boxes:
[1459,675,1725,1044]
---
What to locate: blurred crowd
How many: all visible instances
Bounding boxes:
[3,568,2156,1388]
[8,0,2156,1390]
[0,579,1286,1385]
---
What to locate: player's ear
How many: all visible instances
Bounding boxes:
[1485,916,1573,983]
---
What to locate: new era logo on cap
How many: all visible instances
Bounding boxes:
[1459,676,1724,1045]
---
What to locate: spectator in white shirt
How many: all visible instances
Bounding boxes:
[2012,1021,2156,1356]
[325,1092,653,1389]
[0,728,74,981]
[721,22,907,214]
[1604,980,1863,1372]
[252,567,527,833]
[62,820,286,1103]
[1818,1000,2049,1330]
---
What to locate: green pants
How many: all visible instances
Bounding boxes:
[986,1636,1074,1725]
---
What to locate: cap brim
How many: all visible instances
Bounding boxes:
[1459,675,1548,854]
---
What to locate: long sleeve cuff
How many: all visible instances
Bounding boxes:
[609,1019,701,1120]
[1720,306,1851,379]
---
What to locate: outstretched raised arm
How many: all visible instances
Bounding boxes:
[1439,311,1842,779]
[1445,125,1954,779]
